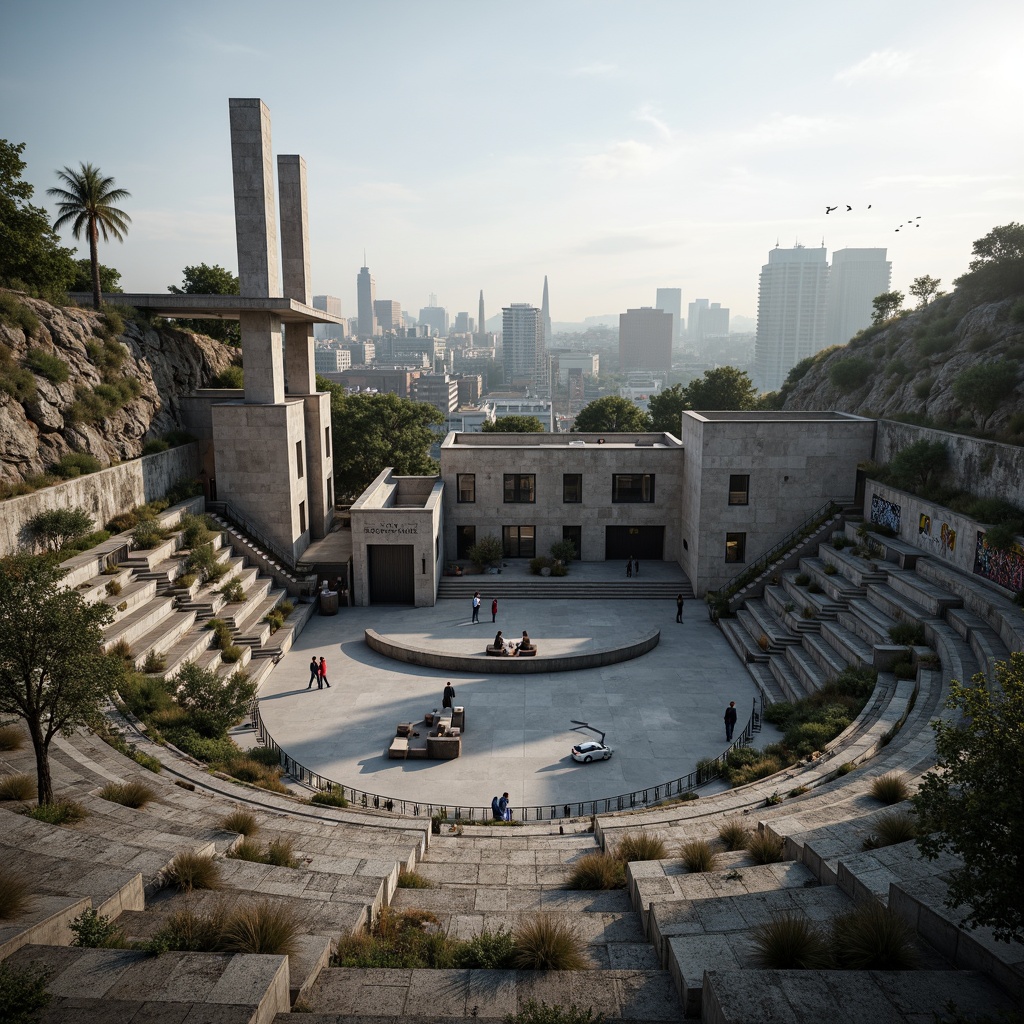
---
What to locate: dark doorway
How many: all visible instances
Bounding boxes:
[605,525,664,560]
[456,525,476,559]
[562,525,582,560]
[368,544,415,604]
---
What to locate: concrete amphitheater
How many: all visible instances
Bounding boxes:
[2,498,1023,1023]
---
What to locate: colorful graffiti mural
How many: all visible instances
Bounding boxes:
[917,511,956,558]
[973,531,1024,592]
[871,494,902,533]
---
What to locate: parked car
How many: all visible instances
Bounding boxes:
[571,740,613,763]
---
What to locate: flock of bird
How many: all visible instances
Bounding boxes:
[824,205,922,232]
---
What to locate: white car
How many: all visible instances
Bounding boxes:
[571,740,613,763]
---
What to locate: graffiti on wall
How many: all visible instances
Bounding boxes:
[973,531,1024,592]
[871,494,902,534]
[917,513,957,557]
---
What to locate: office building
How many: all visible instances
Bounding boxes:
[412,373,459,416]
[690,301,731,354]
[453,311,475,335]
[339,341,374,366]
[754,244,829,392]
[502,303,545,391]
[418,305,449,336]
[314,346,351,374]
[826,248,891,347]
[357,265,377,337]
[655,288,683,340]
[619,307,672,374]
[374,299,403,333]
[312,295,345,341]
[549,350,599,384]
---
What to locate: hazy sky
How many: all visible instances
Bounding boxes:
[4,0,1022,323]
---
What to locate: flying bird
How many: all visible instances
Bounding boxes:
[846,205,852,211]
[826,205,838,214]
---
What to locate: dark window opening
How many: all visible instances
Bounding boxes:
[728,474,749,505]
[457,473,476,503]
[503,473,536,503]
[502,525,536,558]
[725,532,746,563]
[612,473,655,503]
[563,473,582,503]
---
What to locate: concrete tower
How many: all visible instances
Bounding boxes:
[477,290,485,343]
[825,248,891,347]
[541,276,552,345]
[502,303,544,391]
[619,307,672,373]
[357,263,377,337]
[655,288,683,340]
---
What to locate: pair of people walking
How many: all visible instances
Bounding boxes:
[491,792,512,821]
[625,556,639,578]
[307,656,331,689]
[471,592,499,623]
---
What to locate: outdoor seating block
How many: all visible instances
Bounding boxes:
[387,737,409,759]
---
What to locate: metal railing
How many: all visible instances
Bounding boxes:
[707,498,844,611]
[249,695,761,823]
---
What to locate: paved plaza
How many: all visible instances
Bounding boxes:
[259,568,775,816]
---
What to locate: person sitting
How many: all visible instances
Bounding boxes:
[518,631,534,652]
[493,629,507,654]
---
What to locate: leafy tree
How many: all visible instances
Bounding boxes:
[953,222,1024,301]
[25,507,94,552]
[0,139,77,298]
[0,555,118,804]
[172,662,256,737]
[952,361,1020,429]
[47,163,131,311]
[71,258,121,295]
[684,366,759,411]
[481,415,544,432]
[909,275,942,308]
[317,378,442,499]
[572,396,651,432]
[468,535,503,571]
[168,263,241,344]
[885,439,949,492]
[914,654,1024,943]
[871,291,905,324]
[647,383,687,433]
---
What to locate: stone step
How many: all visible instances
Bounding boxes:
[73,565,135,605]
[745,660,786,704]
[121,535,180,570]
[819,619,874,667]
[101,595,177,652]
[769,654,808,702]
[837,840,962,907]
[946,607,1013,683]
[800,556,867,604]
[101,577,157,621]
[744,599,801,648]
[818,541,889,584]
[225,584,282,633]
[129,609,198,669]
[784,643,831,694]
[736,608,786,654]
[0,893,91,961]
[865,582,934,627]
[886,566,964,616]
[392,884,632,915]
[926,620,982,688]
[437,579,694,600]
[719,617,770,663]
[152,624,214,679]
[762,584,822,634]
[800,630,850,679]
[843,596,898,644]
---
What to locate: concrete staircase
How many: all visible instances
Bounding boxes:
[437,577,694,601]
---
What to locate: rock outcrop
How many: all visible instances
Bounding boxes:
[0,293,235,485]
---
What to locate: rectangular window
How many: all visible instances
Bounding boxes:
[503,473,536,503]
[299,500,307,534]
[326,477,334,508]
[457,525,476,559]
[324,426,331,458]
[502,525,536,558]
[725,532,746,563]
[562,525,582,559]
[612,473,655,503]
[563,473,582,503]
[295,440,304,478]
[457,473,476,503]
[728,474,749,505]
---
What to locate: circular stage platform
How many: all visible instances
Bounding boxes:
[256,598,764,818]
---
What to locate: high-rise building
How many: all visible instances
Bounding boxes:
[418,305,449,336]
[754,244,829,392]
[655,288,683,340]
[826,248,891,347]
[312,295,345,341]
[541,276,552,345]
[619,307,672,374]
[690,301,730,354]
[477,290,486,344]
[453,311,475,334]
[373,299,402,333]
[314,346,351,374]
[357,265,377,337]
[502,303,545,390]
[687,299,708,343]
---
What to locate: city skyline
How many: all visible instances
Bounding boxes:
[4,1,1022,323]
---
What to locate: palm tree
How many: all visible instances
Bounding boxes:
[48,163,131,310]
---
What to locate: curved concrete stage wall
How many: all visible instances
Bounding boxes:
[364,628,660,674]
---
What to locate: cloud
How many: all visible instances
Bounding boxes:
[731,113,841,149]
[579,139,659,179]
[835,49,915,83]
[636,104,672,142]
[568,62,618,77]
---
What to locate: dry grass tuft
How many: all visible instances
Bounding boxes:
[716,819,750,851]
[165,850,221,893]
[99,780,156,808]
[679,839,719,873]
[0,866,37,919]
[870,772,912,805]
[0,773,35,802]
[750,912,833,969]
[220,808,259,837]
[565,852,625,890]
[0,725,25,751]
[746,830,785,865]
[614,832,667,863]
[511,915,589,970]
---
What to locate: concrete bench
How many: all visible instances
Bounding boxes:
[485,644,538,657]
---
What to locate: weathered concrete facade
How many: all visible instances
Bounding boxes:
[679,411,876,595]
[350,471,444,607]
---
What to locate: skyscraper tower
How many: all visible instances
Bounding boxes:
[541,276,552,346]
[619,307,673,373]
[502,303,544,391]
[754,244,829,392]
[655,288,683,340]
[357,262,377,337]
[477,290,485,344]
[825,248,891,347]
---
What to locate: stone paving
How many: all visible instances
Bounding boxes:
[258,569,775,816]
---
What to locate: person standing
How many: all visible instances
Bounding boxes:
[491,795,502,820]
[443,682,455,709]
[724,701,737,741]
[676,594,684,623]
[491,597,498,623]
[498,792,511,821]
[318,656,331,689]
[626,560,632,578]
[308,656,319,689]
[472,592,481,623]
[633,556,639,576]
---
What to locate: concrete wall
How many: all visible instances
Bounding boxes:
[0,444,200,557]
[440,433,684,563]
[680,412,876,595]
[875,420,1024,505]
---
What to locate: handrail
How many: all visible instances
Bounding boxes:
[207,499,310,575]
[248,695,760,823]
[707,498,843,610]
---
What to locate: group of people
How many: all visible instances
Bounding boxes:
[490,792,512,820]
[471,592,499,623]
[493,629,533,656]
[307,656,330,689]
[625,556,640,578]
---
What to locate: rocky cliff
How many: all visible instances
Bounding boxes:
[0,292,234,485]
[778,294,1024,443]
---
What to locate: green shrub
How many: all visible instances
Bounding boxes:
[0,725,25,751]
[397,869,434,889]
[614,832,667,863]
[888,622,925,646]
[99,780,155,808]
[52,451,102,478]
[467,534,503,570]
[277,599,294,617]
[870,771,912,805]
[749,912,833,969]
[984,522,1022,551]
[863,810,919,850]
[529,556,554,575]
[808,582,823,594]
[186,542,227,583]
[220,579,246,602]
[0,773,35,801]
[794,573,810,586]
[211,366,244,389]
[829,357,873,393]
[335,908,453,968]
[180,512,213,549]
[69,906,127,948]
[165,477,204,504]
[147,904,230,954]
[511,916,588,970]
[550,539,578,562]
[550,561,568,576]
[132,522,165,549]
[310,786,349,808]
[98,307,126,339]
[831,902,920,969]
[747,831,785,865]
[716,819,750,851]
[505,1000,607,1024]
[142,438,170,454]
[220,808,259,836]
[0,866,35,919]
[264,610,284,632]
[142,650,166,674]
[0,960,52,1023]
[0,293,41,335]
[22,799,87,825]
[679,839,718,873]
[166,851,221,892]
[917,332,957,357]
[823,563,838,575]
[25,348,69,383]
[892,658,916,680]
[566,852,625,890]
[454,929,516,970]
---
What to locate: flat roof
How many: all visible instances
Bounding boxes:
[71,293,346,325]
[684,410,874,423]
[442,431,683,449]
